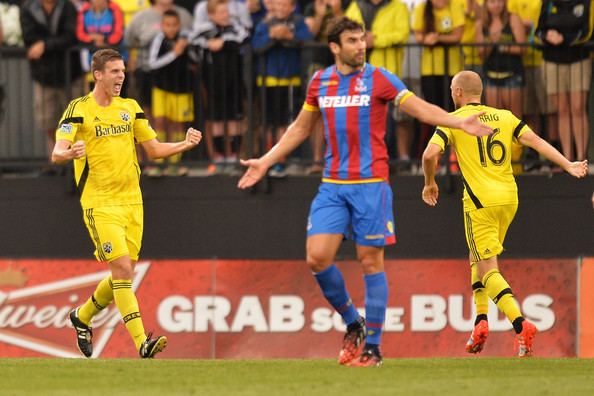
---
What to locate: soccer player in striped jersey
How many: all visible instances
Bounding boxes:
[238,16,493,367]
[52,49,202,358]
[422,70,587,356]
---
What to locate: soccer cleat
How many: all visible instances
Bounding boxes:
[349,347,383,367]
[69,307,93,358]
[466,319,489,354]
[338,317,366,365]
[139,332,168,359]
[515,320,537,357]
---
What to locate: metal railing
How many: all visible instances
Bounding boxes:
[1,41,592,175]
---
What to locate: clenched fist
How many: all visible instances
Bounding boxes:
[70,140,86,159]
[185,127,202,149]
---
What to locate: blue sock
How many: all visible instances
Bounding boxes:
[364,272,388,346]
[314,264,360,325]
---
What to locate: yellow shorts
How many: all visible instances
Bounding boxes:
[152,87,194,123]
[82,204,144,262]
[464,204,517,262]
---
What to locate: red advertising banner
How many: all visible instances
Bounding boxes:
[579,257,594,357]
[0,258,577,359]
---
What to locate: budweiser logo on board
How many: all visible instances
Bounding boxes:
[0,262,150,358]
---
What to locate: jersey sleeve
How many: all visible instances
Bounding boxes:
[411,2,426,32]
[56,99,85,142]
[451,0,466,29]
[303,70,322,112]
[510,112,531,143]
[429,127,452,152]
[376,67,413,105]
[131,100,157,143]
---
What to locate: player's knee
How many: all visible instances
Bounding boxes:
[109,257,134,279]
[357,248,384,274]
[360,259,383,275]
[306,252,332,273]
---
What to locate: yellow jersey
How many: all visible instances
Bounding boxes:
[412,0,465,76]
[507,0,543,67]
[429,103,531,211]
[462,0,483,66]
[112,0,150,26]
[345,0,410,76]
[56,94,157,209]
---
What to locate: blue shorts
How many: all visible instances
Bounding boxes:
[307,181,396,246]
[484,73,524,88]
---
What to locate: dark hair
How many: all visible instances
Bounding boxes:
[423,1,436,34]
[482,0,509,30]
[326,17,364,46]
[91,49,123,74]
[163,9,180,19]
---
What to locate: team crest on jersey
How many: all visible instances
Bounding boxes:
[120,112,130,122]
[441,17,452,31]
[354,77,367,93]
[102,242,113,254]
[59,124,73,134]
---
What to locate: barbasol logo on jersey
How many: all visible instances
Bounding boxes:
[318,95,371,108]
[95,123,132,137]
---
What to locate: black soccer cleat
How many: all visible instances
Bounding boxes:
[139,332,168,359]
[69,307,93,358]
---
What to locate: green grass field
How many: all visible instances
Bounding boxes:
[1,358,594,396]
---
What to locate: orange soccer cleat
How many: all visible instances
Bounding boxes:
[348,347,383,367]
[515,320,537,357]
[466,319,489,354]
[338,317,366,365]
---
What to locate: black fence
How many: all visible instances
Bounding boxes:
[1,41,593,175]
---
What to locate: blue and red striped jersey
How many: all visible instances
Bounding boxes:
[304,63,412,182]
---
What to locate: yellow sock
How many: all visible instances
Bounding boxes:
[470,263,489,317]
[78,276,114,326]
[112,279,146,351]
[482,269,522,323]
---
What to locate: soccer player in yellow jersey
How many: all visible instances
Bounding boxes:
[51,49,202,358]
[422,70,588,357]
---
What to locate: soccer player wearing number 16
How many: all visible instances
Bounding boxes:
[422,70,588,357]
[51,49,202,358]
[239,17,493,367]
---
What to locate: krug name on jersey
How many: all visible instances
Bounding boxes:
[94,123,132,137]
[318,95,371,108]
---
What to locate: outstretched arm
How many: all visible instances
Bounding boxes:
[238,108,321,189]
[399,94,492,137]
[421,143,442,206]
[518,130,588,178]
[141,127,202,160]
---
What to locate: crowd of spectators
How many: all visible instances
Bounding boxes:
[0,0,592,176]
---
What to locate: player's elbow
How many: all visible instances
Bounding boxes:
[51,150,66,165]
[144,149,160,161]
[141,142,160,160]
[422,146,439,163]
